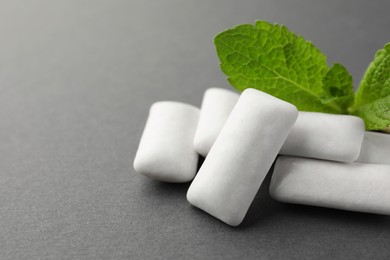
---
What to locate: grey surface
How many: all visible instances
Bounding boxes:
[1,0,390,259]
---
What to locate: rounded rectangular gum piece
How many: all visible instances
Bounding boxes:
[280,112,365,162]
[356,131,390,165]
[187,88,298,226]
[193,88,240,157]
[270,156,390,215]
[133,101,200,183]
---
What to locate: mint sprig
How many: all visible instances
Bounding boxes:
[214,20,390,131]
[351,43,390,130]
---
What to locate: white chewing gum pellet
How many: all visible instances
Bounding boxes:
[356,131,390,165]
[187,88,298,226]
[280,112,365,162]
[193,88,240,157]
[133,101,200,183]
[270,156,390,215]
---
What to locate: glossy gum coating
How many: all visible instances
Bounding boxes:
[187,88,298,226]
[356,131,390,165]
[270,156,390,215]
[193,88,240,157]
[133,101,200,183]
[280,112,365,162]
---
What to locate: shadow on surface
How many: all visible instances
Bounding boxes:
[282,203,390,226]
[141,178,191,197]
[197,155,205,171]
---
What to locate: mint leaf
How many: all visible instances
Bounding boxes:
[355,43,390,107]
[321,63,354,113]
[214,20,390,130]
[353,96,390,130]
[352,43,390,130]
[214,21,347,113]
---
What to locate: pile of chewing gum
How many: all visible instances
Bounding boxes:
[134,88,390,226]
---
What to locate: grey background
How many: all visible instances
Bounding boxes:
[1,0,389,259]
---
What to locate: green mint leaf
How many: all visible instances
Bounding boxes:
[353,96,390,130]
[352,43,390,130]
[214,21,345,113]
[321,63,354,113]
